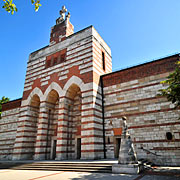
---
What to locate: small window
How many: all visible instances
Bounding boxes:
[54,57,57,65]
[102,51,105,71]
[108,137,110,144]
[166,132,173,140]
[61,53,66,62]
[57,55,61,64]
[49,57,53,67]
[46,60,51,68]
[45,49,67,68]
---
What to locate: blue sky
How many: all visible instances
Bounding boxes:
[1,0,180,100]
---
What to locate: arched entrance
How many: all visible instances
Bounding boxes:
[45,89,59,160]
[29,94,40,159]
[65,84,82,159]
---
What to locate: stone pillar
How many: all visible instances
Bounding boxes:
[81,87,104,160]
[12,106,37,160]
[34,102,48,160]
[56,97,68,160]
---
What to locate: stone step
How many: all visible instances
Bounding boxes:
[11,167,112,173]
[15,163,112,166]
[0,162,113,173]
[11,164,112,168]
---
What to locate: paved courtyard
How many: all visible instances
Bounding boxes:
[0,169,179,180]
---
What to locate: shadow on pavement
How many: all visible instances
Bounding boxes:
[71,172,138,180]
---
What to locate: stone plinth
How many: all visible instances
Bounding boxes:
[112,163,143,174]
[112,116,144,174]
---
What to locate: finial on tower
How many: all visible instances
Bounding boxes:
[56,5,70,25]
[60,6,67,20]
[51,6,74,45]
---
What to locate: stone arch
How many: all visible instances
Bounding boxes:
[43,82,63,101]
[63,76,85,96]
[28,93,41,159]
[30,94,40,107]
[26,87,43,106]
[64,83,82,159]
[44,88,60,160]
[46,89,59,105]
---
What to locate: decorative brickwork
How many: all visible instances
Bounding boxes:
[102,54,178,87]
[2,98,22,111]
[103,55,180,165]
[0,107,20,160]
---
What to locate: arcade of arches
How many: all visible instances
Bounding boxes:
[16,83,82,160]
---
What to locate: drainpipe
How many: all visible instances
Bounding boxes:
[100,76,106,159]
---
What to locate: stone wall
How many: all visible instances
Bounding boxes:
[102,54,180,166]
[0,99,21,160]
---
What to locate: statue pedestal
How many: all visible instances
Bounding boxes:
[112,117,144,174]
[112,163,143,174]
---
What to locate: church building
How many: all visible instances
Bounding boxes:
[1,6,180,166]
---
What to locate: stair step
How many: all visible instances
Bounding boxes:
[11,167,112,173]
[14,166,111,169]
[11,166,111,169]
[0,162,113,173]
[23,163,112,165]
[15,164,112,167]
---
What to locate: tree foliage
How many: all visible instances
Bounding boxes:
[159,61,180,108]
[0,96,10,118]
[2,0,41,14]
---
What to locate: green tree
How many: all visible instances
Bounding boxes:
[2,0,41,14]
[0,96,10,118]
[159,61,180,108]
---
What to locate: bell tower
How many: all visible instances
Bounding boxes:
[11,5,112,161]
[50,6,74,45]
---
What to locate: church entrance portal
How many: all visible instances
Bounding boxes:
[65,84,82,159]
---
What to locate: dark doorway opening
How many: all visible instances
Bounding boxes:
[115,138,121,158]
[77,138,81,159]
[52,140,57,160]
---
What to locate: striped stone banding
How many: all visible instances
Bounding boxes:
[1,112,20,118]
[129,121,180,129]
[104,96,165,108]
[25,53,93,82]
[104,82,160,96]
[134,139,180,143]
[104,108,177,119]
[27,42,92,69]
[152,147,180,150]
[81,149,104,153]
[0,130,17,134]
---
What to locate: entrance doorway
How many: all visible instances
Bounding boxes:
[50,139,57,160]
[77,138,81,159]
[115,138,121,158]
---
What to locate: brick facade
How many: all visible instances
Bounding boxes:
[0,99,21,160]
[102,55,180,165]
[1,7,179,165]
